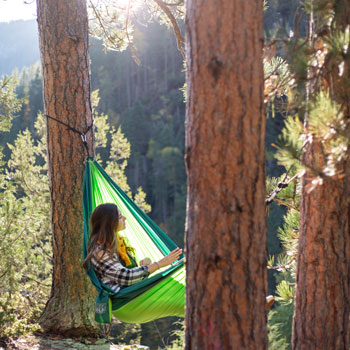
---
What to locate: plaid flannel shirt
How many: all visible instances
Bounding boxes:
[91,245,150,293]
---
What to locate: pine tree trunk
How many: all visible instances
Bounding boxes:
[143,51,149,95]
[37,0,97,336]
[292,146,350,349]
[136,63,141,100]
[134,156,139,190]
[126,58,132,107]
[292,3,350,348]
[170,38,176,77]
[185,0,267,349]
[164,41,168,91]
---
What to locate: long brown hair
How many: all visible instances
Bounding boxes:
[83,203,120,270]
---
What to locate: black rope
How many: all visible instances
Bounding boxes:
[45,114,93,157]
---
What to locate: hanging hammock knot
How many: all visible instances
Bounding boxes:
[45,114,93,158]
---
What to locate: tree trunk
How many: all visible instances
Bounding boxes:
[292,146,350,349]
[292,2,350,348]
[143,51,149,95]
[164,40,168,92]
[184,0,267,349]
[135,62,141,100]
[126,58,132,107]
[134,156,139,190]
[170,37,176,77]
[37,0,97,337]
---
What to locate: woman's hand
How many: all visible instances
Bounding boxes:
[147,248,183,274]
[140,257,152,266]
[158,248,183,268]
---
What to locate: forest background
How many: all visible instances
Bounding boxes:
[0,0,300,349]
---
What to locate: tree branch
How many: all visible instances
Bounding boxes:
[266,171,300,206]
[152,0,185,59]
[161,0,184,6]
[126,0,140,65]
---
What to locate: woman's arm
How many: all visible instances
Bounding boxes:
[92,247,183,286]
[147,248,183,274]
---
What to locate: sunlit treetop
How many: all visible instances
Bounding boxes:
[88,0,185,59]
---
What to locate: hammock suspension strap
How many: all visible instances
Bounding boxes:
[99,323,113,343]
[152,320,167,348]
[45,114,93,157]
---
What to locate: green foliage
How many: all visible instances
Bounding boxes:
[105,126,132,194]
[92,89,114,164]
[268,302,293,350]
[264,57,293,107]
[267,146,300,348]
[276,280,295,304]
[267,172,299,345]
[134,187,152,214]
[277,209,299,264]
[0,76,22,132]
[327,27,350,59]
[0,78,47,338]
[0,63,43,160]
[266,176,279,196]
[268,233,296,349]
[143,97,186,245]
[263,0,268,11]
[0,117,51,338]
[88,0,132,52]
[165,320,184,350]
[275,116,304,171]
[308,91,348,177]
[287,39,310,85]
[267,196,298,348]
[92,90,151,212]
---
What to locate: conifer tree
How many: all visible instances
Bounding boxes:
[36,0,97,336]
[291,1,350,348]
[0,76,22,132]
[263,1,350,348]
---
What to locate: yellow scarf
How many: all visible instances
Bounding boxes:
[117,235,132,266]
[96,236,134,267]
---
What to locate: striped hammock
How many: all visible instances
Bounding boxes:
[83,158,185,323]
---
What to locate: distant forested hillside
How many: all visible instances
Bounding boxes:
[0,20,40,76]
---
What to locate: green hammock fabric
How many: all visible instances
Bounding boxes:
[83,157,185,324]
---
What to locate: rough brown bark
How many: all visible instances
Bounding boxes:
[37,0,97,336]
[292,3,350,349]
[184,0,267,349]
[292,146,350,349]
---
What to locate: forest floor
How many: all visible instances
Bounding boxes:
[0,335,150,350]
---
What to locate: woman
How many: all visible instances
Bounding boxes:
[83,203,182,293]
